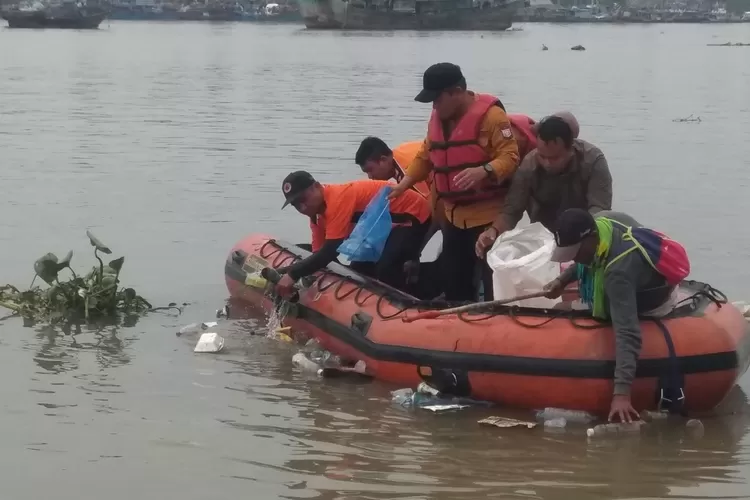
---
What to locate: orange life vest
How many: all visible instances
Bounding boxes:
[508,113,537,161]
[427,93,506,204]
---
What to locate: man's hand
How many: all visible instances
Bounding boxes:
[542,277,565,299]
[453,166,488,191]
[475,226,499,257]
[608,394,639,423]
[388,183,409,200]
[275,274,297,299]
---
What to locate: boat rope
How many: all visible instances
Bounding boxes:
[257,240,729,328]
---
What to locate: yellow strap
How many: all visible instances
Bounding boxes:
[600,217,659,273]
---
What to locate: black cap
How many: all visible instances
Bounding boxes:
[281,171,316,209]
[550,209,596,262]
[414,63,465,103]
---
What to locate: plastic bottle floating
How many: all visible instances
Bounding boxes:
[586,421,646,438]
[535,407,596,424]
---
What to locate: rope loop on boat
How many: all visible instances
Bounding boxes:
[256,240,725,328]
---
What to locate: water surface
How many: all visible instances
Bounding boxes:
[1,21,750,499]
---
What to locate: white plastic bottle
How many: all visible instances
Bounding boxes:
[291,352,323,376]
[586,421,644,437]
[544,417,567,429]
[536,407,595,424]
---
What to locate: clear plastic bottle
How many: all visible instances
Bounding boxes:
[640,409,669,422]
[536,407,595,424]
[543,417,567,429]
[392,388,415,406]
[416,382,441,397]
[177,321,218,336]
[685,419,705,438]
[586,421,644,437]
[291,352,323,375]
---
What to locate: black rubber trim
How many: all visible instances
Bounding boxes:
[225,259,738,379]
[292,302,738,379]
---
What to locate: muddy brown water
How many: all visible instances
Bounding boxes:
[1,21,750,499]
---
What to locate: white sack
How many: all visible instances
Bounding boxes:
[486,222,562,309]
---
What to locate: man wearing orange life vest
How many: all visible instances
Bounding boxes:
[389,63,520,302]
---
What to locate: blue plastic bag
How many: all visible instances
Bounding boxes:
[337,186,393,263]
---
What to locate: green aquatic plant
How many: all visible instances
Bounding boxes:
[0,231,180,324]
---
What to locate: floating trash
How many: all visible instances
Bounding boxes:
[535,407,595,424]
[732,301,750,318]
[391,388,415,406]
[586,421,645,438]
[478,416,537,429]
[272,326,294,343]
[391,384,485,411]
[178,321,218,337]
[416,382,441,397]
[194,332,225,353]
[640,410,669,422]
[421,404,469,412]
[543,417,567,430]
[292,352,323,376]
[686,419,705,438]
[216,305,230,318]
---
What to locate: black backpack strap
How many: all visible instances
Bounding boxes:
[652,318,686,414]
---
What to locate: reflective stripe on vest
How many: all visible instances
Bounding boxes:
[507,114,537,161]
[427,93,506,204]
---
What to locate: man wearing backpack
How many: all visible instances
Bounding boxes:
[474,115,612,257]
[543,208,690,425]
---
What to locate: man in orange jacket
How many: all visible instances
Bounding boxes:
[355,137,431,198]
[389,62,520,302]
[275,172,432,298]
[354,136,446,298]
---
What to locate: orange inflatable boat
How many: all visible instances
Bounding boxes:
[225,235,750,415]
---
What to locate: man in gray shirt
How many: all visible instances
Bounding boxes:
[543,209,681,423]
[475,115,612,257]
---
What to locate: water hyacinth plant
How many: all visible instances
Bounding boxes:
[0,231,176,324]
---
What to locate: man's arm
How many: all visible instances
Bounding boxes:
[492,158,533,234]
[397,139,432,190]
[604,268,642,396]
[586,153,613,215]
[284,239,344,280]
[557,264,578,286]
[483,106,520,183]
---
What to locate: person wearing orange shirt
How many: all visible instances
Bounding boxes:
[389,62,520,302]
[354,136,448,296]
[355,137,431,198]
[275,171,432,298]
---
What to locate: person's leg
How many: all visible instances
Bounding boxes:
[440,223,478,302]
[374,220,431,291]
[349,261,376,278]
[468,224,494,301]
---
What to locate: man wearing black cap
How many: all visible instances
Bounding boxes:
[275,171,432,297]
[388,62,520,302]
[543,208,687,423]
